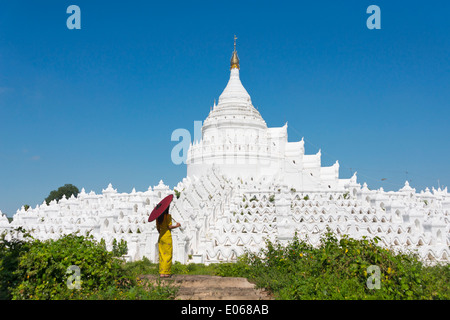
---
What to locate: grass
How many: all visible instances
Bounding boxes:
[124,257,221,277]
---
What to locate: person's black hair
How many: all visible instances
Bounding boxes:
[156,208,169,225]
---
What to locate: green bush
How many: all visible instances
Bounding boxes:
[0,231,177,300]
[10,233,126,299]
[0,228,33,299]
[215,231,450,300]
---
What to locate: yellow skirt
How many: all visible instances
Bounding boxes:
[158,230,173,275]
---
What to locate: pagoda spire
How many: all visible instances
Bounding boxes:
[230,35,240,70]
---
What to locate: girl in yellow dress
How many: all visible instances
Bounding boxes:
[156,208,181,278]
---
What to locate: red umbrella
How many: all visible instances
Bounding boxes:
[148,194,174,222]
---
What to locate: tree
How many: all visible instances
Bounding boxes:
[45,184,80,205]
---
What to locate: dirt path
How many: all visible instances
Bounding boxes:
[141,274,273,300]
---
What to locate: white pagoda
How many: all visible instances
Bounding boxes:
[187,40,340,191]
[1,39,449,265]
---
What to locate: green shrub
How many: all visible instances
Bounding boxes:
[215,231,450,300]
[0,231,177,300]
[0,228,33,299]
[10,233,126,299]
[111,238,128,257]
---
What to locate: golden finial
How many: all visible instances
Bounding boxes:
[230,35,240,70]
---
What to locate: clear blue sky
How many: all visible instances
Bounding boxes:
[0,1,449,216]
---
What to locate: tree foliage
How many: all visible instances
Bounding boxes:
[45,184,80,205]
